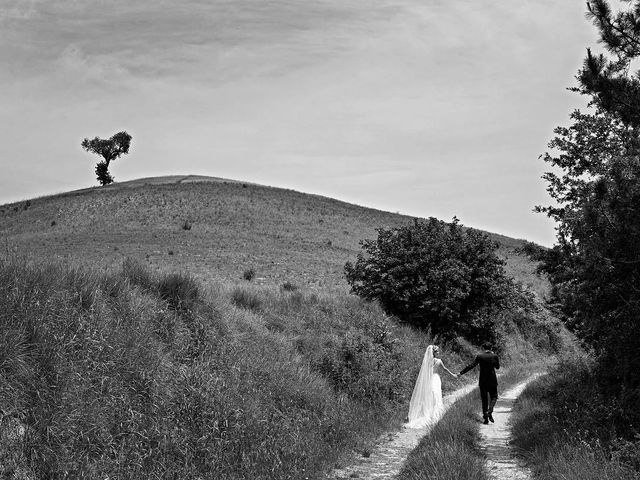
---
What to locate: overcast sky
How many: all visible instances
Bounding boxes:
[0,0,597,246]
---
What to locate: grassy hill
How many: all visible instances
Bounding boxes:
[0,176,559,479]
[0,175,548,296]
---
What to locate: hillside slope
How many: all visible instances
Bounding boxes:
[0,175,547,295]
[0,176,563,479]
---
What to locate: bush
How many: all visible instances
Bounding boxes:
[122,257,155,291]
[317,319,404,405]
[157,272,199,311]
[519,240,548,261]
[281,281,298,292]
[345,217,512,338]
[242,268,255,281]
[181,219,192,230]
[230,286,262,311]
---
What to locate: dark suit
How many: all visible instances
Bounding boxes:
[460,351,500,418]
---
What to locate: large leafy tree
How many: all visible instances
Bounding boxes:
[537,0,640,433]
[81,131,132,186]
[538,108,640,346]
[345,217,510,339]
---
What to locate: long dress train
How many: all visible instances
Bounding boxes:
[406,345,444,428]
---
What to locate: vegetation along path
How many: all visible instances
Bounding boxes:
[328,383,477,480]
[480,375,541,480]
[329,375,540,480]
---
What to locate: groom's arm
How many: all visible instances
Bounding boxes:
[493,355,500,370]
[459,356,479,376]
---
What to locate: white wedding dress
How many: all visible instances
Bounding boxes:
[406,345,445,428]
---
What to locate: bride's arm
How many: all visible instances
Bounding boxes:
[439,360,459,378]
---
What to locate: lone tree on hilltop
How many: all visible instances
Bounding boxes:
[81,131,132,185]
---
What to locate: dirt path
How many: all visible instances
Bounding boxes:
[327,383,477,480]
[479,375,540,480]
[328,375,540,480]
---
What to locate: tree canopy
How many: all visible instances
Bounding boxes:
[345,217,511,340]
[537,0,640,436]
[81,131,132,186]
[579,1,640,127]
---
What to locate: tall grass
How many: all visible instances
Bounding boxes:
[0,257,433,479]
[510,352,640,480]
[398,391,489,480]
[0,254,564,478]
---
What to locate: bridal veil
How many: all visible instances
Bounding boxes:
[407,344,437,428]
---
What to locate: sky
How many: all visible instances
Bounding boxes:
[0,0,598,246]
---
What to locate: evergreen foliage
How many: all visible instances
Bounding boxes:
[579,1,640,128]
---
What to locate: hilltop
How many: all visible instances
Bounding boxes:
[0,175,547,296]
[0,175,564,479]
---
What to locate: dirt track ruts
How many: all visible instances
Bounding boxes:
[327,382,477,479]
[327,375,539,480]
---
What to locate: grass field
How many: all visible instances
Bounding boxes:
[0,256,437,479]
[0,175,558,478]
[0,175,548,297]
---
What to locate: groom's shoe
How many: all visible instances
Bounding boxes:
[488,413,494,423]
[483,416,489,425]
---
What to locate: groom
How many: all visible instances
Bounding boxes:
[459,342,500,424]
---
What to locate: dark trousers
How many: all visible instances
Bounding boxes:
[479,384,498,417]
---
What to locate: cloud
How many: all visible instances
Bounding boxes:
[56,43,132,86]
[0,0,596,246]
[0,0,41,22]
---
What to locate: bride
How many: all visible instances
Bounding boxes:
[406,345,458,428]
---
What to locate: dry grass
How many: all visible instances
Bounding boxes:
[0,257,444,479]
[0,176,558,478]
[510,353,640,480]
[0,176,546,295]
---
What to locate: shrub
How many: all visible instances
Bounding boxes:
[242,268,255,281]
[157,272,199,311]
[181,219,192,230]
[281,281,298,292]
[317,320,404,405]
[230,286,262,311]
[345,217,512,338]
[122,257,155,291]
[519,240,548,261]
